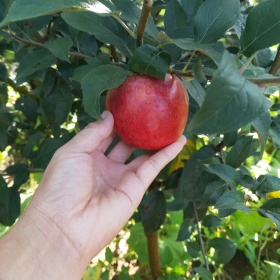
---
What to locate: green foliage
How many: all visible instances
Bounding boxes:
[128,44,170,79]
[240,0,280,56]
[81,64,128,118]
[193,0,240,43]
[1,0,280,278]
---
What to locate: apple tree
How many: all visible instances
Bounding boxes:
[1,0,280,278]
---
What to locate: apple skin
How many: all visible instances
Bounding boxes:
[106,73,189,150]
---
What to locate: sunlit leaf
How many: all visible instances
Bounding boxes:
[168,137,195,175]
[0,0,117,27]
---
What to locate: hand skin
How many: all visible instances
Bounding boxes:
[0,111,186,280]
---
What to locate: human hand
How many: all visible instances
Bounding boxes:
[0,111,185,279]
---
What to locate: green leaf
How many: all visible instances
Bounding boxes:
[269,116,280,150]
[218,208,237,218]
[215,190,251,213]
[128,45,170,80]
[16,48,56,81]
[209,237,236,264]
[140,190,166,234]
[193,267,213,280]
[15,95,39,122]
[192,58,207,84]
[184,80,206,107]
[127,223,148,265]
[81,65,128,118]
[181,0,203,20]
[231,210,271,235]
[105,247,113,263]
[44,35,73,62]
[112,0,158,38]
[226,136,259,168]
[176,147,216,202]
[258,198,280,230]
[256,175,280,193]
[0,63,8,105]
[164,0,193,39]
[187,52,270,134]
[62,11,133,57]
[173,38,223,65]
[184,202,207,221]
[252,111,271,157]
[205,164,241,189]
[200,181,226,208]
[23,132,44,158]
[41,69,73,127]
[186,241,201,258]
[240,0,280,56]
[0,132,8,151]
[0,176,20,226]
[5,164,30,190]
[202,214,222,228]
[32,134,73,169]
[177,218,195,241]
[0,0,116,27]
[77,33,98,57]
[72,53,110,82]
[194,0,240,43]
[159,236,187,267]
[224,130,238,147]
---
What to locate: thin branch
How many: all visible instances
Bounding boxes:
[110,45,119,63]
[11,33,43,47]
[7,78,29,95]
[193,201,209,271]
[68,51,91,59]
[9,33,92,60]
[8,32,280,87]
[44,19,53,42]
[171,69,280,86]
[239,52,257,74]
[136,0,153,47]
[112,15,137,39]
[170,69,194,78]
[246,77,280,86]
[269,45,280,76]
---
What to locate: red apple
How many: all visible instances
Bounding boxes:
[106,73,189,150]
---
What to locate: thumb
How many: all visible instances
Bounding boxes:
[61,111,114,153]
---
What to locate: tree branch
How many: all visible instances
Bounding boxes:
[9,33,92,59]
[136,0,153,47]
[246,77,280,86]
[8,33,280,87]
[11,33,43,48]
[145,231,162,279]
[193,202,209,271]
[110,45,119,63]
[269,45,280,76]
[7,78,30,95]
[171,69,280,86]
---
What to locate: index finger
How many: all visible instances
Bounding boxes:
[135,135,186,189]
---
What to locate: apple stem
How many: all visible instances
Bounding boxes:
[269,45,280,76]
[136,0,153,47]
[145,231,162,279]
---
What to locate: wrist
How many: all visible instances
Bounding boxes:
[0,203,86,280]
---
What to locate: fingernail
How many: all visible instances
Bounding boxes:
[101,110,108,120]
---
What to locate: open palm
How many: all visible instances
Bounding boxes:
[29,111,186,266]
